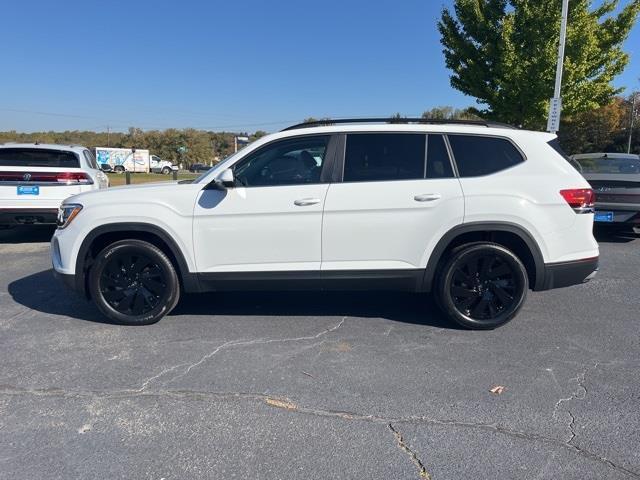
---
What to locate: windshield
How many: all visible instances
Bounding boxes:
[574,156,640,174]
[0,148,80,168]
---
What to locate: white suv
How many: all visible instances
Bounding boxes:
[0,143,108,227]
[51,119,599,329]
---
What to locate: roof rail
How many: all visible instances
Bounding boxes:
[282,117,516,131]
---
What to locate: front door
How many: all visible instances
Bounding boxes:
[193,135,333,273]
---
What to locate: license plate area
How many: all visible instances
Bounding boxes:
[17,185,40,195]
[594,211,614,222]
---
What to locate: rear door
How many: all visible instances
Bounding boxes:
[321,133,465,273]
[0,148,91,210]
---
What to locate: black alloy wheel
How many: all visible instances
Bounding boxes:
[436,243,528,329]
[100,252,166,316]
[89,239,180,325]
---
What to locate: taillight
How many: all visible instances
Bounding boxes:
[560,188,595,213]
[0,171,93,185]
[56,172,93,185]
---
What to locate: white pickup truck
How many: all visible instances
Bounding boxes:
[95,147,177,174]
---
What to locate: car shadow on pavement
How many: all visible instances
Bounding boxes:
[174,291,457,329]
[593,227,639,244]
[8,269,458,329]
[0,226,56,244]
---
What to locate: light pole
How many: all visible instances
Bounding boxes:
[547,0,570,134]
[628,92,638,154]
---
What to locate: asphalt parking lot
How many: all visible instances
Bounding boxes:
[1,226,639,480]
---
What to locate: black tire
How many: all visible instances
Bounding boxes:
[435,242,528,330]
[161,166,171,175]
[88,239,180,325]
[114,165,125,174]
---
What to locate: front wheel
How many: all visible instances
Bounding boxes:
[435,243,528,330]
[161,166,171,175]
[88,239,180,325]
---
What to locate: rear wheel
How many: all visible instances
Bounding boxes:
[88,239,180,325]
[114,165,125,174]
[435,243,528,330]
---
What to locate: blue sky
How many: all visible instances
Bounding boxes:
[1,0,638,133]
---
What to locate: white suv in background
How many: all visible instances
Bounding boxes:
[51,119,599,329]
[0,143,108,227]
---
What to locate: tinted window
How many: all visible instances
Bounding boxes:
[0,148,80,168]
[344,134,425,182]
[547,139,583,171]
[426,135,454,179]
[234,136,329,187]
[573,156,640,174]
[449,135,524,177]
[83,150,98,169]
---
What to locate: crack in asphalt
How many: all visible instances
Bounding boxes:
[132,317,347,391]
[388,423,431,479]
[1,383,638,478]
[553,362,597,445]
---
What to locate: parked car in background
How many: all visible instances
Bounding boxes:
[0,143,108,227]
[189,163,211,173]
[52,118,598,330]
[95,147,177,174]
[571,153,640,231]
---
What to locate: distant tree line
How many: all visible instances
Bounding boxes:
[1,98,637,163]
[0,128,268,165]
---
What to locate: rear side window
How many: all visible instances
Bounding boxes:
[83,150,99,169]
[344,134,425,182]
[448,135,524,177]
[0,148,80,168]
[426,134,454,179]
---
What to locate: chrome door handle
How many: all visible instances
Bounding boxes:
[294,198,321,206]
[414,193,441,202]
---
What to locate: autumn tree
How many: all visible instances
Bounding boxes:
[438,0,640,129]
[559,93,640,154]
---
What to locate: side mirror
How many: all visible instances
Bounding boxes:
[216,168,235,188]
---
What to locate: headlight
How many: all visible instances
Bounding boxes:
[57,204,83,229]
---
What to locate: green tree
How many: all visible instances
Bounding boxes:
[438,0,640,129]
[422,106,480,120]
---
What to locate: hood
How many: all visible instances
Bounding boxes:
[63,180,202,206]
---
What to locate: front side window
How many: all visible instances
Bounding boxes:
[343,133,425,182]
[234,136,329,187]
[448,135,524,177]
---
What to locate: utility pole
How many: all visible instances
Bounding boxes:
[107,126,111,147]
[628,92,638,154]
[547,0,570,134]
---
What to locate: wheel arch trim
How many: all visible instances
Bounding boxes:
[75,222,199,296]
[421,222,546,292]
